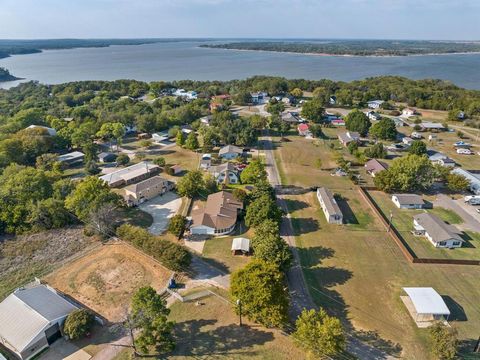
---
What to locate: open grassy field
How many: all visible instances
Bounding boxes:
[44,242,172,322]
[274,136,480,359]
[114,287,305,360]
[368,190,480,260]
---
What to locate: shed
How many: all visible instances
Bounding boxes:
[402,287,450,325]
[98,152,117,163]
[231,237,250,255]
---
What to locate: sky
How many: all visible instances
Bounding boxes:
[0,0,479,40]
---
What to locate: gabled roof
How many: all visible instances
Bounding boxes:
[297,123,309,131]
[365,159,389,174]
[403,287,450,315]
[99,161,159,185]
[0,285,77,353]
[219,145,243,155]
[414,213,463,243]
[57,151,85,162]
[208,162,237,176]
[392,194,424,206]
[192,191,243,230]
[232,237,250,252]
[124,176,169,195]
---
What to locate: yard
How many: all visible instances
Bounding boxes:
[114,287,305,360]
[43,242,173,322]
[274,136,480,359]
[368,190,480,260]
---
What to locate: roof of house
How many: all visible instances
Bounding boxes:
[124,176,168,195]
[192,191,243,230]
[208,162,237,175]
[420,122,445,129]
[365,159,389,174]
[368,100,384,105]
[219,145,243,155]
[452,168,480,185]
[99,161,159,185]
[403,287,450,315]
[0,285,77,353]
[98,152,116,160]
[57,151,85,162]
[231,237,250,252]
[413,213,463,243]
[297,123,309,131]
[393,194,425,206]
[338,131,360,144]
[317,187,342,216]
[281,112,300,122]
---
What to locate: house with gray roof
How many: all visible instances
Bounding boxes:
[338,131,360,147]
[427,151,455,167]
[208,162,239,184]
[392,194,426,209]
[452,168,480,194]
[218,145,243,160]
[317,187,343,224]
[413,213,464,248]
[365,159,389,177]
[0,284,78,360]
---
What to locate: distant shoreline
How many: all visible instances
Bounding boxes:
[201,46,480,58]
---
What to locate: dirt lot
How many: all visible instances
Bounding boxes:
[44,242,172,322]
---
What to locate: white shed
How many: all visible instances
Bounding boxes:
[402,287,450,326]
[231,237,250,255]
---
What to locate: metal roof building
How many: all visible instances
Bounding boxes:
[402,287,450,324]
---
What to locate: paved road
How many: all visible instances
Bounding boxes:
[261,133,397,360]
[189,255,230,289]
[434,194,480,232]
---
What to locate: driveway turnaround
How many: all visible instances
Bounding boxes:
[139,192,182,235]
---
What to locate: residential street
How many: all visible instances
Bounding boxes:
[261,134,397,360]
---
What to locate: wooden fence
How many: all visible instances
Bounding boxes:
[358,186,480,266]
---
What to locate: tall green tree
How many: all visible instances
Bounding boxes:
[128,286,175,355]
[176,131,185,146]
[301,98,325,123]
[345,109,371,136]
[230,260,289,328]
[369,118,397,140]
[185,132,199,150]
[176,170,205,198]
[409,140,427,155]
[245,195,283,227]
[240,159,267,184]
[293,309,346,359]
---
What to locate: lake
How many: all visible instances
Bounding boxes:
[1,40,480,89]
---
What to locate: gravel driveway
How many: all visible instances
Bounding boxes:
[139,192,182,235]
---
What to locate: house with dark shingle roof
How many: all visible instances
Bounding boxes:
[365,159,389,177]
[190,191,243,236]
[413,213,464,248]
[338,131,360,146]
[0,284,78,360]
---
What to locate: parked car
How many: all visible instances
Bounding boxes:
[465,195,480,205]
[454,141,471,148]
[411,132,423,139]
[457,148,473,155]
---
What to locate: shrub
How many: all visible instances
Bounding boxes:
[63,309,94,340]
[168,214,187,238]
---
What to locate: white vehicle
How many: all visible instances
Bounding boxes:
[464,195,480,205]
[411,132,423,139]
[457,148,473,155]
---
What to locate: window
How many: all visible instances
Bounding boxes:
[452,241,461,246]
[439,241,446,246]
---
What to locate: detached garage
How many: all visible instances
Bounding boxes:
[0,284,77,360]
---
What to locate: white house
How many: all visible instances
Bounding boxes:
[152,132,169,143]
[367,100,384,109]
[200,154,212,170]
[428,151,455,167]
[391,194,426,209]
[402,108,416,117]
[250,91,268,104]
[452,168,480,194]
[25,125,57,136]
[317,187,343,224]
[218,145,243,160]
[0,284,78,360]
[413,213,464,248]
[173,89,198,100]
[365,111,381,121]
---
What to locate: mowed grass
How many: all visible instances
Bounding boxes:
[274,136,480,359]
[368,190,480,260]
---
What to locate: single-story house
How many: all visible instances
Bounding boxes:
[231,237,250,255]
[338,131,360,146]
[124,176,174,206]
[415,122,446,132]
[365,111,381,121]
[219,145,243,160]
[0,284,78,360]
[57,151,85,166]
[428,151,455,167]
[402,108,416,117]
[281,112,300,123]
[191,191,243,236]
[413,213,464,248]
[152,132,169,143]
[208,162,239,184]
[452,168,480,194]
[170,164,183,175]
[391,194,426,209]
[365,159,389,177]
[402,137,414,145]
[200,154,212,170]
[317,187,343,224]
[297,123,310,136]
[402,287,450,326]
[329,96,337,105]
[25,125,57,136]
[367,100,384,109]
[98,152,117,163]
[99,161,160,187]
[393,118,405,127]
[331,119,345,126]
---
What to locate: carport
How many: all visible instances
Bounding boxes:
[401,287,450,327]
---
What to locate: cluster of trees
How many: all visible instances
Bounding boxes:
[116,224,191,271]
[345,110,371,136]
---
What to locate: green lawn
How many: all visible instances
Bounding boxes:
[118,207,154,228]
[274,136,480,359]
[368,190,480,260]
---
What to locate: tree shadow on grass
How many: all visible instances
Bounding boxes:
[335,196,359,225]
[289,217,320,236]
[283,199,310,211]
[172,319,275,357]
[457,338,480,357]
[352,330,403,357]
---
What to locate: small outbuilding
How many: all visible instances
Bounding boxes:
[401,287,450,327]
[98,152,117,163]
[391,194,426,209]
[231,237,250,255]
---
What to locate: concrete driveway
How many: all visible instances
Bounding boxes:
[139,192,182,235]
[39,339,91,360]
[433,194,480,232]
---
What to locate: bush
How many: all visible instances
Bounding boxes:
[116,153,130,166]
[63,309,94,340]
[168,214,187,238]
[153,157,166,167]
[117,224,191,271]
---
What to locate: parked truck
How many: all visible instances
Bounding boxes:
[464,195,480,205]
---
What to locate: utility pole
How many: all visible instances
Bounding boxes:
[236,299,242,326]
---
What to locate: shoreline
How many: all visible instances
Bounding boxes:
[200,46,480,58]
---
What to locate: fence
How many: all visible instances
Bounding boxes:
[358,186,480,266]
